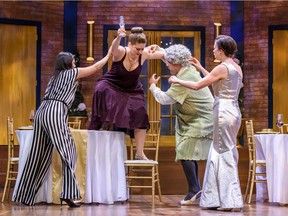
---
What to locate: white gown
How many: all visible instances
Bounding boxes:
[200,62,244,209]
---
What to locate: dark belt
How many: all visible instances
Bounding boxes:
[43,98,69,108]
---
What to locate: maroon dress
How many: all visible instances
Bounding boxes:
[89,50,150,137]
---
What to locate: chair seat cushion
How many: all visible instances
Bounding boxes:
[124,160,158,165]
[11,157,19,162]
[250,159,266,164]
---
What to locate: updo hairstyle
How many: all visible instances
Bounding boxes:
[128,27,147,45]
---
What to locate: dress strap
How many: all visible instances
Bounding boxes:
[120,47,127,62]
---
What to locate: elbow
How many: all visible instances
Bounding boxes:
[192,83,202,90]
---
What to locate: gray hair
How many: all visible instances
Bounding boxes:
[164,44,191,67]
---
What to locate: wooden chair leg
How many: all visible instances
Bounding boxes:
[152,167,155,207]
[1,179,9,202]
[248,172,255,204]
[156,167,162,202]
[7,177,12,201]
[244,168,252,202]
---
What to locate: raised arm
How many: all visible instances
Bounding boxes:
[110,27,126,61]
[76,48,112,79]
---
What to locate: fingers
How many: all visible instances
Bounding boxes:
[118,27,126,37]
[147,45,157,54]
[168,76,177,84]
[155,76,161,82]
[149,74,160,84]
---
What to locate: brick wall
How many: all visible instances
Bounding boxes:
[243,1,288,131]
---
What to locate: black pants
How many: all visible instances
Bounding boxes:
[181,160,201,200]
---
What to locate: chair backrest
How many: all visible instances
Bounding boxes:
[245,120,256,163]
[7,117,15,159]
[282,124,288,133]
[129,120,161,161]
[68,120,81,129]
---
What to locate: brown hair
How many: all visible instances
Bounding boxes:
[215,35,238,57]
[128,27,147,45]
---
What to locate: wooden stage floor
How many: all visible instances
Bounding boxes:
[1,190,288,216]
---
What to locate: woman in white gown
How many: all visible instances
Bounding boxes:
[169,35,244,211]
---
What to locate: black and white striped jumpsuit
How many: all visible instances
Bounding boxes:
[13,68,81,205]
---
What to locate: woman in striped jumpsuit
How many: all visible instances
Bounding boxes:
[12,50,111,207]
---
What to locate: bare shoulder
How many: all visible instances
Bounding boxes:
[211,64,229,79]
[113,45,126,61]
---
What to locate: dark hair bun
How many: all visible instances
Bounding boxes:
[131,27,144,34]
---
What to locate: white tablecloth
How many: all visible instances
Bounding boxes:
[254,134,288,204]
[13,129,128,204]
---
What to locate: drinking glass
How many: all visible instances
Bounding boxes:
[119,16,126,37]
[276,113,284,132]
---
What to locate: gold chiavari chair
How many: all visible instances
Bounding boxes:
[282,124,288,133]
[244,120,267,204]
[68,120,81,129]
[1,117,19,202]
[124,120,162,207]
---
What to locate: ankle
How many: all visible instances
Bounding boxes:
[135,154,149,160]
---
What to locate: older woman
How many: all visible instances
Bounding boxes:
[169,35,244,211]
[149,44,214,205]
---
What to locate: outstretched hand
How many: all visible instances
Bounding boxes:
[168,75,180,84]
[149,74,161,84]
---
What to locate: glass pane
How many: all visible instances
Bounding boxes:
[184,37,194,56]
[161,60,170,75]
[161,105,170,115]
[160,37,172,75]
[161,117,170,135]
[161,37,172,49]
[161,77,170,91]
[172,37,182,44]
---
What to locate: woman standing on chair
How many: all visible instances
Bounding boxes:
[12,50,111,207]
[169,35,243,211]
[89,26,164,160]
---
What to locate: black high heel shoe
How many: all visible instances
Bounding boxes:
[60,198,81,208]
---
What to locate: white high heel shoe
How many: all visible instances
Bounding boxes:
[178,190,202,206]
